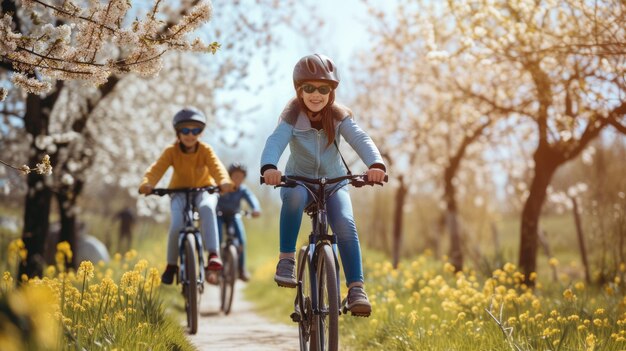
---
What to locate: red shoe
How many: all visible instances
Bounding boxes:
[206,253,223,271]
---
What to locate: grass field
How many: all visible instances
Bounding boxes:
[243,212,626,350]
[1,202,624,350]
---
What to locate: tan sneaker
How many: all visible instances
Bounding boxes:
[343,286,372,317]
[274,258,296,288]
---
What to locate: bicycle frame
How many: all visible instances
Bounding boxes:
[150,186,221,287]
[217,210,250,249]
[268,174,386,316]
[299,181,345,317]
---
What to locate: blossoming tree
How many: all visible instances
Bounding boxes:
[441,0,626,283]
[354,0,501,270]
[0,0,300,277]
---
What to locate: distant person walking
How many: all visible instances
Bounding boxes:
[114,206,135,253]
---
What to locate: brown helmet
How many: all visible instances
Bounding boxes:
[293,54,340,89]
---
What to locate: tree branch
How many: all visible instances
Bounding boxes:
[607,103,626,134]
[30,0,117,33]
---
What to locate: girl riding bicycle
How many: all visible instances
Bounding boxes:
[260,54,387,316]
[139,107,233,284]
[217,163,262,282]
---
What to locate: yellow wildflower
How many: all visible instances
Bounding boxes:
[124,249,138,261]
[586,334,596,350]
[134,259,149,272]
[532,299,541,310]
[77,261,95,281]
[563,288,576,302]
[548,257,559,267]
[503,262,516,273]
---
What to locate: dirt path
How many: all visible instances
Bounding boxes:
[188,283,299,351]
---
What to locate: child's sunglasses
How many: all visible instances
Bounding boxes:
[178,127,203,135]
[301,84,332,95]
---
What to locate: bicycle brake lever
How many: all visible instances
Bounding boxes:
[351,180,366,188]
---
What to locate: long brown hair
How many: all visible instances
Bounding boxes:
[297,87,338,146]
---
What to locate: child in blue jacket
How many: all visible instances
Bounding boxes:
[216,163,261,281]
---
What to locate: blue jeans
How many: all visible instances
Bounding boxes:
[279,183,364,286]
[217,215,247,270]
[167,192,219,265]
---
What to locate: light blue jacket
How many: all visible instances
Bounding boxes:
[261,100,385,178]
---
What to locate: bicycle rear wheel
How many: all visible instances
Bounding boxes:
[296,246,313,350]
[220,244,238,315]
[311,244,339,351]
[183,233,199,334]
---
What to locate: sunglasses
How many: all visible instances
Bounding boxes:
[301,84,332,95]
[178,127,204,135]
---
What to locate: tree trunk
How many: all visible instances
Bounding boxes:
[440,121,489,272]
[392,176,407,269]
[444,157,463,272]
[446,209,463,272]
[571,197,591,284]
[57,180,83,269]
[537,228,558,282]
[20,174,53,278]
[519,146,560,285]
[19,89,61,279]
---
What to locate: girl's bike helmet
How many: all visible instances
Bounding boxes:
[293,54,340,89]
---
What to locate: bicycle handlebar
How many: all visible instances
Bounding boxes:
[147,186,220,196]
[260,174,388,188]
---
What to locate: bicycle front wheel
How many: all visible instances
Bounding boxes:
[220,244,238,315]
[183,233,199,334]
[311,244,339,351]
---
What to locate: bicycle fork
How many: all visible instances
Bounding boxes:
[308,242,342,317]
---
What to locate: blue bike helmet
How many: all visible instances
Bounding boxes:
[172,107,206,129]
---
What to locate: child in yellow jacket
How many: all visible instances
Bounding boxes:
[139,107,233,284]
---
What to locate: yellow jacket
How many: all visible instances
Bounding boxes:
[140,141,231,189]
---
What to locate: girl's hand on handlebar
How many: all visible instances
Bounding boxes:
[263,169,282,186]
[366,168,386,183]
[251,210,261,218]
[139,184,153,195]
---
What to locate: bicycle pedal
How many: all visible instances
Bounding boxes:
[275,282,297,288]
[290,311,301,323]
[351,312,371,318]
